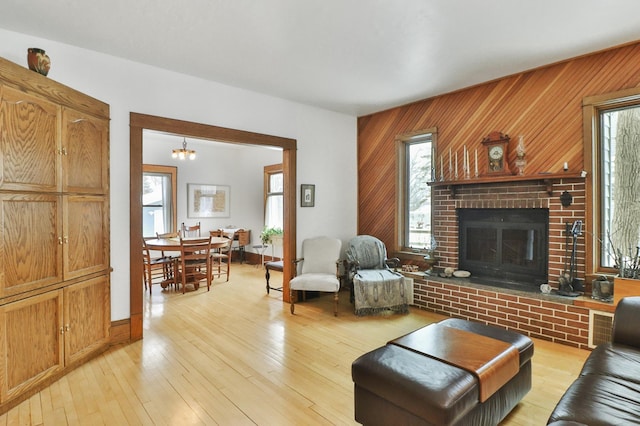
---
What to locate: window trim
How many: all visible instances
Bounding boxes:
[583,86,640,277]
[264,163,283,229]
[395,127,437,256]
[142,164,177,237]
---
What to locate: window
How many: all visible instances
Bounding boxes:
[585,88,640,273]
[264,164,283,230]
[397,129,435,251]
[142,165,177,238]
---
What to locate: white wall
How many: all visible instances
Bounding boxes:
[143,134,282,250]
[1,28,358,321]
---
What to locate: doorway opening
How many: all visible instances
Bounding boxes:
[130,113,297,341]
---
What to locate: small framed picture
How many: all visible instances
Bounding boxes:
[300,184,315,207]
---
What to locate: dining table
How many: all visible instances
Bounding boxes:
[145,236,229,290]
[145,236,228,252]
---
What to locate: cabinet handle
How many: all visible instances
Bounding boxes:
[60,326,65,335]
[58,237,63,245]
[65,324,71,332]
[61,147,68,155]
[64,236,69,244]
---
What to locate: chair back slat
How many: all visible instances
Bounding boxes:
[181,222,201,237]
[177,236,212,293]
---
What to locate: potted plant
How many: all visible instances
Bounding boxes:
[260,226,283,245]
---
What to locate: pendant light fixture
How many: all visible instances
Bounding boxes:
[172,137,196,160]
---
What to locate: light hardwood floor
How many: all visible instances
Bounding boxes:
[1,264,590,425]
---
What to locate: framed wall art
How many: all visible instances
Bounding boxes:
[300,184,315,207]
[187,183,230,218]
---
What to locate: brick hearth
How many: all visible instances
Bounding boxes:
[409,274,590,349]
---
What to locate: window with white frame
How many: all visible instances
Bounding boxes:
[397,130,435,251]
[599,105,640,269]
[264,164,283,230]
[585,88,640,274]
[142,165,177,238]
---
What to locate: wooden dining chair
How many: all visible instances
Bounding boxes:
[155,231,180,258]
[210,234,232,282]
[176,236,212,293]
[181,222,201,237]
[142,238,175,293]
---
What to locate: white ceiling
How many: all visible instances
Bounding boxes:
[2,0,640,116]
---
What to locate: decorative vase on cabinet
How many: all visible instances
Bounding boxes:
[27,48,50,76]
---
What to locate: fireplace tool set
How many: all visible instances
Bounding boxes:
[558,220,584,297]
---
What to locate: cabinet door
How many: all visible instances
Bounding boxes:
[63,195,109,279]
[0,193,63,298]
[63,276,110,365]
[0,85,61,192]
[0,290,64,402]
[62,108,109,194]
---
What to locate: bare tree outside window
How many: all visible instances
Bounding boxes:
[602,107,640,270]
[404,136,433,249]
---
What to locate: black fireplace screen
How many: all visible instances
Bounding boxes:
[458,208,549,288]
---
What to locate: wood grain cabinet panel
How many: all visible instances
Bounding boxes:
[63,276,110,365]
[0,290,64,402]
[62,108,108,194]
[0,86,61,192]
[64,195,109,280]
[0,193,63,298]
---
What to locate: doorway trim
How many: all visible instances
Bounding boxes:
[130,112,297,341]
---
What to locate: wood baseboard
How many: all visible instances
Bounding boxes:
[110,319,131,345]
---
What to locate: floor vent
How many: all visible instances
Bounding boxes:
[588,310,614,348]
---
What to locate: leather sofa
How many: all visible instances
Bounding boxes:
[548,296,640,425]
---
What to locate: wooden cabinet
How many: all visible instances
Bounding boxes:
[0,193,108,298]
[0,277,109,403]
[0,56,110,413]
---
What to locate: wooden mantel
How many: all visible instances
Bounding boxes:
[428,172,585,196]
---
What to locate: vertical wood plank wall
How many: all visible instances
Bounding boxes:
[357,41,640,258]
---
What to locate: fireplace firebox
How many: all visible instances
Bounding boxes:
[458,208,549,290]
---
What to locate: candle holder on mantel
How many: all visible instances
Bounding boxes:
[515,135,526,176]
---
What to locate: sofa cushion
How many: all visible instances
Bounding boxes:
[579,343,640,385]
[547,373,640,425]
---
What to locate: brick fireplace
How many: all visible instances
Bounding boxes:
[433,177,586,289]
[408,176,591,349]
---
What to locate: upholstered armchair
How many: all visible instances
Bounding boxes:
[345,235,408,316]
[289,236,342,316]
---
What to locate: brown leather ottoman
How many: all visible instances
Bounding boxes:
[352,318,534,426]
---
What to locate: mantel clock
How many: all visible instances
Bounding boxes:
[481,131,512,175]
